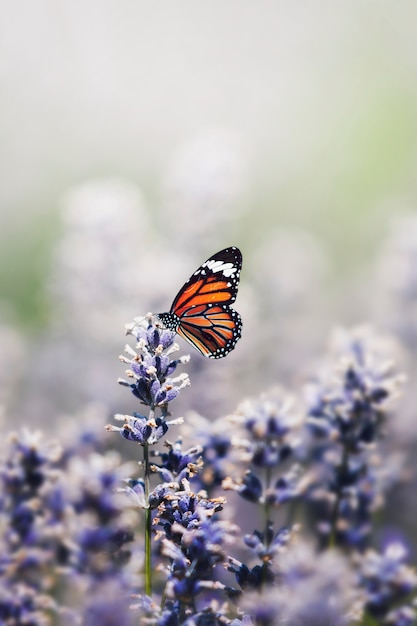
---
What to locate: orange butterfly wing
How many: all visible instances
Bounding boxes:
[177,304,242,358]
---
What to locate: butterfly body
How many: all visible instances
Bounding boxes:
[157,247,242,358]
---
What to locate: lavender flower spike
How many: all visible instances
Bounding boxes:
[119,315,190,409]
[106,413,184,445]
[107,316,190,446]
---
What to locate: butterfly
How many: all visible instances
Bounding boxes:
[156,247,242,358]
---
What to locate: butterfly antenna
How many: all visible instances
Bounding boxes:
[125,312,154,335]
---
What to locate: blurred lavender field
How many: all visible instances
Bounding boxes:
[1,2,417,624]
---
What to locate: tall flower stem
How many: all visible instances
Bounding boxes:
[109,319,191,615]
[143,434,152,596]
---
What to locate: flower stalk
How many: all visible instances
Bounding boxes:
[143,439,152,596]
[106,317,190,606]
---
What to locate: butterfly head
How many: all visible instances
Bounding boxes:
[155,312,180,332]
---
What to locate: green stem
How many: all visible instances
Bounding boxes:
[143,438,152,596]
[360,611,379,626]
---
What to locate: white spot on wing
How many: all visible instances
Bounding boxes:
[203,260,237,278]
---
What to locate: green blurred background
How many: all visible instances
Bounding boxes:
[1,0,417,328]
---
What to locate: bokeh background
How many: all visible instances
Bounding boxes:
[1,1,417,545]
